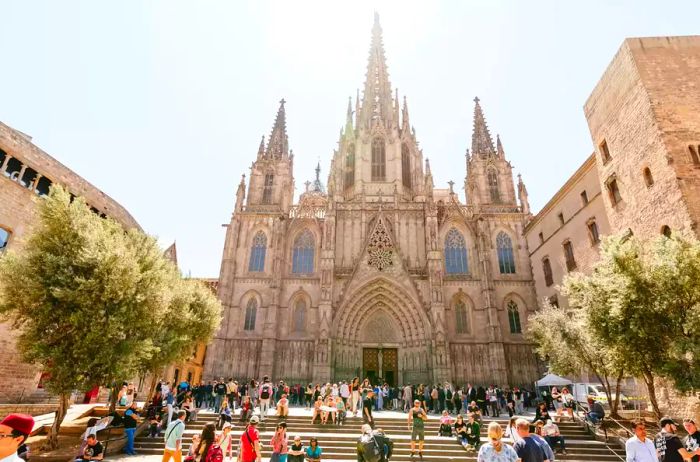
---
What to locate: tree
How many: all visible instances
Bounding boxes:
[139,277,221,404]
[0,187,221,448]
[562,232,700,418]
[527,301,625,417]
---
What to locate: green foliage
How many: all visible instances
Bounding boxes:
[0,186,222,399]
[558,232,700,417]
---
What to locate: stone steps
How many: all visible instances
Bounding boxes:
[133,413,622,462]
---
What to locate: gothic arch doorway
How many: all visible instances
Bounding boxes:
[331,277,432,385]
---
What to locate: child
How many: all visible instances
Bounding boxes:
[184,434,200,462]
[439,410,453,437]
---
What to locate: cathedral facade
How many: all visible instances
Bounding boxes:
[204,16,542,387]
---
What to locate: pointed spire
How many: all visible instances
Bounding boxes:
[257,135,266,159]
[394,88,400,125]
[471,96,496,157]
[309,161,325,193]
[345,96,354,134]
[401,95,411,132]
[360,13,393,127]
[235,174,246,212]
[266,98,288,158]
[496,134,505,157]
[355,88,360,128]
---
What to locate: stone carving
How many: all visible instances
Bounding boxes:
[367,217,394,271]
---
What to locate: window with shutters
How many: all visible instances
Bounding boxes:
[542,258,553,287]
[563,240,577,272]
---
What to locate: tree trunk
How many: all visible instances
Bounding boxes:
[594,370,615,416]
[642,369,661,419]
[108,383,118,413]
[611,369,624,418]
[46,393,70,450]
[145,368,160,406]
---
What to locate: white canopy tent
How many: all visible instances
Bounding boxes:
[536,373,572,387]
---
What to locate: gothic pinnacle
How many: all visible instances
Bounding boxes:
[496,134,505,157]
[257,135,265,158]
[471,96,496,157]
[345,96,354,133]
[360,12,392,127]
[266,98,289,158]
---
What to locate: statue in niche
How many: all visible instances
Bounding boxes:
[377,348,383,377]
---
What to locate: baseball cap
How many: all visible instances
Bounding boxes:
[660,416,679,427]
[249,415,260,424]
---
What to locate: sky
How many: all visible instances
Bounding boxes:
[1,0,698,276]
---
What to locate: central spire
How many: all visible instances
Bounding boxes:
[266,98,288,158]
[471,96,496,157]
[360,13,393,128]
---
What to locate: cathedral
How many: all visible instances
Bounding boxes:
[204,15,542,387]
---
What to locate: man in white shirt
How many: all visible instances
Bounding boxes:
[340,382,350,406]
[543,420,567,454]
[626,419,657,462]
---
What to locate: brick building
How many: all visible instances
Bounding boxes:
[204,15,543,387]
[0,121,141,402]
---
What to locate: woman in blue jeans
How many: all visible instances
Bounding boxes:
[123,402,139,455]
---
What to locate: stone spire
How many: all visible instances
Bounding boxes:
[401,95,411,133]
[312,161,325,193]
[266,98,289,158]
[257,135,266,159]
[517,173,531,215]
[471,97,496,157]
[359,13,393,128]
[235,174,246,212]
[345,96,354,134]
[496,134,505,157]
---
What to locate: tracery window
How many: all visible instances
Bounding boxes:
[444,228,468,274]
[248,231,267,272]
[243,298,257,331]
[292,229,315,274]
[507,300,522,334]
[401,143,411,188]
[496,232,516,274]
[371,137,386,181]
[455,300,468,334]
[262,173,274,204]
[293,299,306,332]
[487,168,500,203]
[345,144,355,189]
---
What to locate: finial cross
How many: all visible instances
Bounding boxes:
[448,180,455,193]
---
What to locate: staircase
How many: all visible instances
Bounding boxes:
[132,411,624,462]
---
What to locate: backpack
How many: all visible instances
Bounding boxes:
[360,434,382,462]
[260,384,271,400]
[205,444,223,462]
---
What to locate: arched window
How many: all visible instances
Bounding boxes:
[292,230,315,274]
[507,300,522,334]
[487,169,500,203]
[262,173,274,204]
[401,143,411,188]
[248,231,267,272]
[496,232,516,274]
[243,298,257,331]
[345,144,355,189]
[455,300,468,334]
[371,138,386,181]
[444,228,468,274]
[0,227,10,252]
[293,299,306,332]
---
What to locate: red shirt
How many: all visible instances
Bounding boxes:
[239,426,259,462]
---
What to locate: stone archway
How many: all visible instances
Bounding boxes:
[331,277,432,385]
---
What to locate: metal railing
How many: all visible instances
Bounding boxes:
[571,400,629,462]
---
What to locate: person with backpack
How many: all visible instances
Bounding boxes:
[238,416,261,462]
[163,410,186,462]
[258,376,273,422]
[357,424,393,462]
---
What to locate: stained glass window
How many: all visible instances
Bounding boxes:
[248,231,267,272]
[497,232,516,274]
[444,228,468,274]
[244,298,257,331]
[508,300,522,334]
[292,230,315,274]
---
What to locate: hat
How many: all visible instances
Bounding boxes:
[0,414,34,436]
[249,415,260,424]
[222,423,232,430]
[660,416,679,427]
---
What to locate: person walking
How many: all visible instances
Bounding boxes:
[258,376,274,422]
[408,399,427,457]
[123,402,140,456]
[513,418,549,462]
[626,420,657,462]
[363,391,375,428]
[477,422,518,462]
[162,410,186,462]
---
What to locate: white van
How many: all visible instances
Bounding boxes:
[572,382,628,408]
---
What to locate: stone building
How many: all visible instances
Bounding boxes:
[524,154,611,309]
[0,121,141,402]
[524,36,700,418]
[204,15,542,387]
